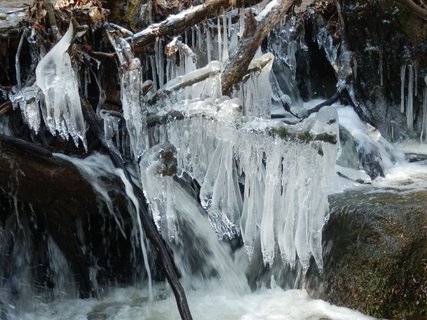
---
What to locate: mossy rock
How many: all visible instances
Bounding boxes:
[317,188,427,319]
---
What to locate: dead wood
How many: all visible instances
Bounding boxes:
[129,0,263,48]
[221,0,295,95]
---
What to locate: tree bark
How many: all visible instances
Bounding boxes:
[129,0,263,48]
[221,0,295,95]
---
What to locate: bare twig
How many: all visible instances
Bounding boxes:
[0,101,12,117]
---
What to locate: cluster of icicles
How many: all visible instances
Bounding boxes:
[400,65,427,142]
[10,21,87,149]
[9,6,339,272]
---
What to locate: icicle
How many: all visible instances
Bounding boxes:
[35,20,87,149]
[242,53,274,118]
[149,56,158,91]
[407,65,414,131]
[239,8,245,37]
[15,28,28,91]
[121,65,147,159]
[217,16,222,62]
[260,142,282,266]
[400,64,406,114]
[155,38,165,88]
[196,25,203,51]
[206,23,212,63]
[421,76,427,143]
[222,12,229,62]
[153,96,338,271]
[379,50,383,87]
[9,85,42,133]
[414,65,418,97]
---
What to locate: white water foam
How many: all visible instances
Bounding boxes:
[17,285,374,320]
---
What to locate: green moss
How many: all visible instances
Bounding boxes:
[297,131,312,143]
[314,133,337,144]
[268,127,288,139]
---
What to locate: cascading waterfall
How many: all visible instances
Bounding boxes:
[3,2,426,319]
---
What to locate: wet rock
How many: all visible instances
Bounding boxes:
[314,188,427,319]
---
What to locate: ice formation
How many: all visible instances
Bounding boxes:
[9,86,43,133]
[107,31,148,159]
[421,76,427,143]
[241,53,274,118]
[149,99,338,271]
[35,20,87,148]
[400,64,417,132]
[121,66,147,159]
[98,3,339,274]
[139,143,248,291]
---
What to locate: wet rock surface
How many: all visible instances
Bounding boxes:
[314,188,427,319]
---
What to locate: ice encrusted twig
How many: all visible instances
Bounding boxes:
[128,0,264,48]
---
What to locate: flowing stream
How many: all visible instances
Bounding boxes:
[1,2,427,319]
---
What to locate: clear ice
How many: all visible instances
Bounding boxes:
[35,20,87,148]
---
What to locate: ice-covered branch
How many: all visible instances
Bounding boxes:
[129,0,264,48]
[221,0,295,95]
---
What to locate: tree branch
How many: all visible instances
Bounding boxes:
[129,0,263,48]
[399,0,427,20]
[221,0,295,95]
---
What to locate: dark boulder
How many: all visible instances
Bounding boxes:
[313,188,427,319]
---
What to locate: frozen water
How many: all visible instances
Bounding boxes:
[400,64,406,113]
[241,53,274,118]
[9,85,42,133]
[407,65,414,131]
[421,76,427,143]
[35,20,87,148]
[140,143,248,292]
[121,66,147,159]
[151,98,338,271]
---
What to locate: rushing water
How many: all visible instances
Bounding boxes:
[2,2,426,319]
[15,285,374,320]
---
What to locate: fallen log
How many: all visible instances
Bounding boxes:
[129,0,264,48]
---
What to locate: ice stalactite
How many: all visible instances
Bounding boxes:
[151,98,337,271]
[401,64,406,113]
[406,65,414,131]
[421,76,427,143]
[35,20,87,149]
[108,31,148,159]
[140,143,179,241]
[121,66,147,159]
[400,64,417,132]
[9,86,43,134]
[139,143,248,292]
[241,53,274,118]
